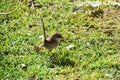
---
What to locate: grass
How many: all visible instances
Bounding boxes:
[0,0,120,80]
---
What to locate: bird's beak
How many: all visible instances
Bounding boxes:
[56,37,63,42]
[60,36,64,41]
[60,36,64,39]
[61,36,63,39]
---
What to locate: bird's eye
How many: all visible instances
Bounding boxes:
[57,35,62,38]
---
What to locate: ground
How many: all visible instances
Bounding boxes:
[0,0,120,80]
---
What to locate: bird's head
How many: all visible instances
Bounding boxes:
[50,33,63,41]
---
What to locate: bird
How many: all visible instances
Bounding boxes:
[34,17,63,51]
[40,32,63,50]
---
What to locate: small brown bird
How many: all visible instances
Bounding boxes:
[34,17,63,51]
[40,33,63,50]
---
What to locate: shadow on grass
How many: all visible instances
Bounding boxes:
[48,53,76,68]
